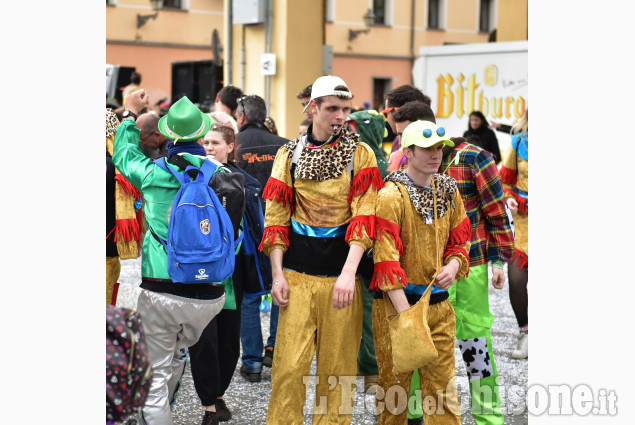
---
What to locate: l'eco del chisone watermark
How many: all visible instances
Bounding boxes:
[301,375,618,417]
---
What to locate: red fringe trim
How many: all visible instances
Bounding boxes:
[505,191,529,214]
[345,215,377,242]
[114,174,141,199]
[258,225,290,252]
[347,167,385,204]
[499,166,517,186]
[375,216,403,256]
[370,261,408,290]
[511,250,528,271]
[136,205,144,236]
[444,246,470,279]
[516,195,528,214]
[114,218,140,242]
[110,282,120,306]
[262,177,294,208]
[448,216,472,246]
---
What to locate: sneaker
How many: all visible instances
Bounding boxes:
[215,398,232,422]
[240,365,262,383]
[263,346,274,368]
[511,332,528,359]
[364,374,379,394]
[201,411,218,425]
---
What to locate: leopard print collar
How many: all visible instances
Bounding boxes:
[386,171,457,221]
[283,128,360,181]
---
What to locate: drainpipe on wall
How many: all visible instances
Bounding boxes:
[265,0,272,113]
[410,0,416,67]
[226,0,233,85]
[241,25,246,90]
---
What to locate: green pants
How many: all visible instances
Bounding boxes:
[358,282,378,375]
[449,263,503,425]
[409,264,503,424]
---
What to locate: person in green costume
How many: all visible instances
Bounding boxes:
[113,91,243,425]
[439,135,515,425]
[345,109,390,394]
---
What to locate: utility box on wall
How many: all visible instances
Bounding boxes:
[233,0,265,25]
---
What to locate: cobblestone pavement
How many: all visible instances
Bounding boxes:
[116,257,528,424]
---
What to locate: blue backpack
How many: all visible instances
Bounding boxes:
[153,158,240,284]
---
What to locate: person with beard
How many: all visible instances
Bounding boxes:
[112,92,228,425]
[234,95,289,383]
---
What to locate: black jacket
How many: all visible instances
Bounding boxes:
[464,126,501,164]
[235,122,288,199]
[225,162,273,294]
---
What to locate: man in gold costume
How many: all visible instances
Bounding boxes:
[371,120,471,425]
[259,75,383,424]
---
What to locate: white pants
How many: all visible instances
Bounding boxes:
[137,289,225,425]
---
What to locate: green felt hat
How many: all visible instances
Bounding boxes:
[401,120,454,149]
[158,96,212,142]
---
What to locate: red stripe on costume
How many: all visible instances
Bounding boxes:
[499,166,517,186]
[262,177,294,208]
[448,216,472,246]
[511,250,528,270]
[136,205,145,237]
[114,174,141,199]
[375,216,403,255]
[443,246,470,278]
[370,261,408,290]
[110,282,120,306]
[114,218,140,242]
[347,167,384,204]
[516,195,528,213]
[504,191,529,214]
[258,225,290,252]
[345,215,376,242]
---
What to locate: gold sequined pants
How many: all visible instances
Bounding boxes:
[106,256,121,305]
[266,269,363,425]
[372,298,460,425]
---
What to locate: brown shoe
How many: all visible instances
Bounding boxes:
[364,374,379,394]
[215,398,231,422]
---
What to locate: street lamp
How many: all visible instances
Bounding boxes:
[348,8,375,42]
[137,0,163,29]
[363,8,376,26]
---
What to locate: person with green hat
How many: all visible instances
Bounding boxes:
[371,120,471,425]
[113,90,232,425]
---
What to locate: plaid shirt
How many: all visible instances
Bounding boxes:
[439,142,514,266]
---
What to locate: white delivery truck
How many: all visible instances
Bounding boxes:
[412,40,527,154]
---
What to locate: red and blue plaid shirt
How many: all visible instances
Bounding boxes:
[440,142,514,267]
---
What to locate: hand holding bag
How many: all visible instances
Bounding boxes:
[383,179,441,373]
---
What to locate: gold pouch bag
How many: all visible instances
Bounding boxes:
[383,180,442,373]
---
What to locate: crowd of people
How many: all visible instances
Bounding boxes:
[106,73,528,425]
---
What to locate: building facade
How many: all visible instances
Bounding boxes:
[106,0,527,139]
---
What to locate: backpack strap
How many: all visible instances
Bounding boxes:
[198,158,219,185]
